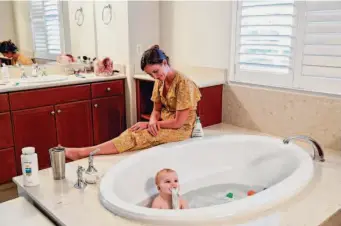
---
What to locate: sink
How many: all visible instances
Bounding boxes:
[20,75,68,84]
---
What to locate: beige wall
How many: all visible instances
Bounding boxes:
[13,1,34,57]
[0,1,17,43]
[160,1,231,69]
[223,84,341,151]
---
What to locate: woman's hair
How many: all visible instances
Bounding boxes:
[0,40,18,54]
[140,45,170,71]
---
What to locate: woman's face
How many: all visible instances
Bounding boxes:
[144,60,170,81]
[2,52,13,58]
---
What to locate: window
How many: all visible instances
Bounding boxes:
[231,1,341,95]
[29,0,64,60]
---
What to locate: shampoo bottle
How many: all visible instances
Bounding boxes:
[191,116,204,138]
[21,147,40,187]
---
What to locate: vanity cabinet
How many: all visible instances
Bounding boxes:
[0,79,126,179]
[92,96,125,145]
[136,79,223,127]
[0,94,16,183]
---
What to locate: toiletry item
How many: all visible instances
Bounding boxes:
[85,148,100,184]
[31,64,38,77]
[247,190,256,196]
[21,147,39,187]
[49,146,66,180]
[171,188,180,209]
[1,63,10,83]
[226,192,233,198]
[191,116,204,138]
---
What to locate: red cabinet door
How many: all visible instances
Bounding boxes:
[92,96,125,145]
[0,148,17,183]
[0,112,13,149]
[12,106,58,172]
[55,100,93,148]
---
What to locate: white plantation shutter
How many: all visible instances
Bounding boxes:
[234,1,296,87]
[294,1,341,95]
[30,0,63,59]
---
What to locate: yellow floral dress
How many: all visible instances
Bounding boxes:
[112,72,202,153]
[13,53,33,65]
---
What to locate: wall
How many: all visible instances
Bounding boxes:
[160,1,231,69]
[12,1,34,57]
[95,0,129,64]
[68,1,97,57]
[0,1,17,44]
[223,84,341,151]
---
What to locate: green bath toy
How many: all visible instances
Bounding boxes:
[226,192,233,198]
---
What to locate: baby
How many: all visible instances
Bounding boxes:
[151,168,189,209]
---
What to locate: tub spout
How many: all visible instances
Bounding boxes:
[283,135,325,162]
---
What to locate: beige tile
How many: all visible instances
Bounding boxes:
[223,84,341,150]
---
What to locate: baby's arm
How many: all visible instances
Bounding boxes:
[151,196,163,209]
[180,198,189,209]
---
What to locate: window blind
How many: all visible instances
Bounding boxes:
[30,0,62,59]
[301,1,341,79]
[237,1,295,74]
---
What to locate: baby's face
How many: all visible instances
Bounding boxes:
[158,172,179,195]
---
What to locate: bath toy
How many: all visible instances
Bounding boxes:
[226,192,233,198]
[247,190,256,196]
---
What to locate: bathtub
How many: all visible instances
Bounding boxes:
[99,135,314,225]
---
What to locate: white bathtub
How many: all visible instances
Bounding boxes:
[99,135,314,225]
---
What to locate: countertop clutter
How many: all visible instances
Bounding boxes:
[0,73,126,94]
[12,124,341,226]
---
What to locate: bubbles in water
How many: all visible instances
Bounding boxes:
[182,183,264,209]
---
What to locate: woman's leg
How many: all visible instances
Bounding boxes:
[65,140,119,160]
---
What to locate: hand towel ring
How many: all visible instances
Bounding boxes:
[102,4,112,25]
[75,7,84,26]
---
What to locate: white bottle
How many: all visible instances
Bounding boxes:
[191,116,204,138]
[1,63,10,83]
[21,147,40,187]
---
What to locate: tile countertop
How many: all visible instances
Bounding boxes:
[0,73,126,94]
[12,124,341,226]
[133,73,226,88]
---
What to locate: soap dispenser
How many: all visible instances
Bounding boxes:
[191,116,204,138]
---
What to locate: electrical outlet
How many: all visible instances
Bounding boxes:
[136,44,142,56]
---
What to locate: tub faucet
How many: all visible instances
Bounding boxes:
[283,135,325,162]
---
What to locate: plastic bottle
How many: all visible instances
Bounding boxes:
[21,147,39,187]
[1,63,10,83]
[191,116,204,138]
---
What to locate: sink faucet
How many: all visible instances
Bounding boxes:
[283,135,325,162]
[74,166,87,189]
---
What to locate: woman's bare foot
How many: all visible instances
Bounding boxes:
[65,148,84,161]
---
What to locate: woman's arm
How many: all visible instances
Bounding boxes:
[149,102,162,123]
[158,108,189,129]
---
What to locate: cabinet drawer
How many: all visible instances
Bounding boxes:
[0,148,17,184]
[91,80,124,98]
[0,94,9,112]
[9,84,91,110]
[0,112,13,149]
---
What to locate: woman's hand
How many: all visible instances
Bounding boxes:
[130,122,148,132]
[148,121,160,136]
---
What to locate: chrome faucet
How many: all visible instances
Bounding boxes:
[86,148,100,174]
[283,135,325,162]
[74,166,87,189]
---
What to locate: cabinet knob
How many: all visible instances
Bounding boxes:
[57,109,62,114]
[106,87,111,92]
[51,111,55,115]
[94,104,98,108]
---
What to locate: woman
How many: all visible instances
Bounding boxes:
[65,45,201,160]
[0,40,33,65]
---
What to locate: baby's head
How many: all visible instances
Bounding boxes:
[155,168,179,195]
